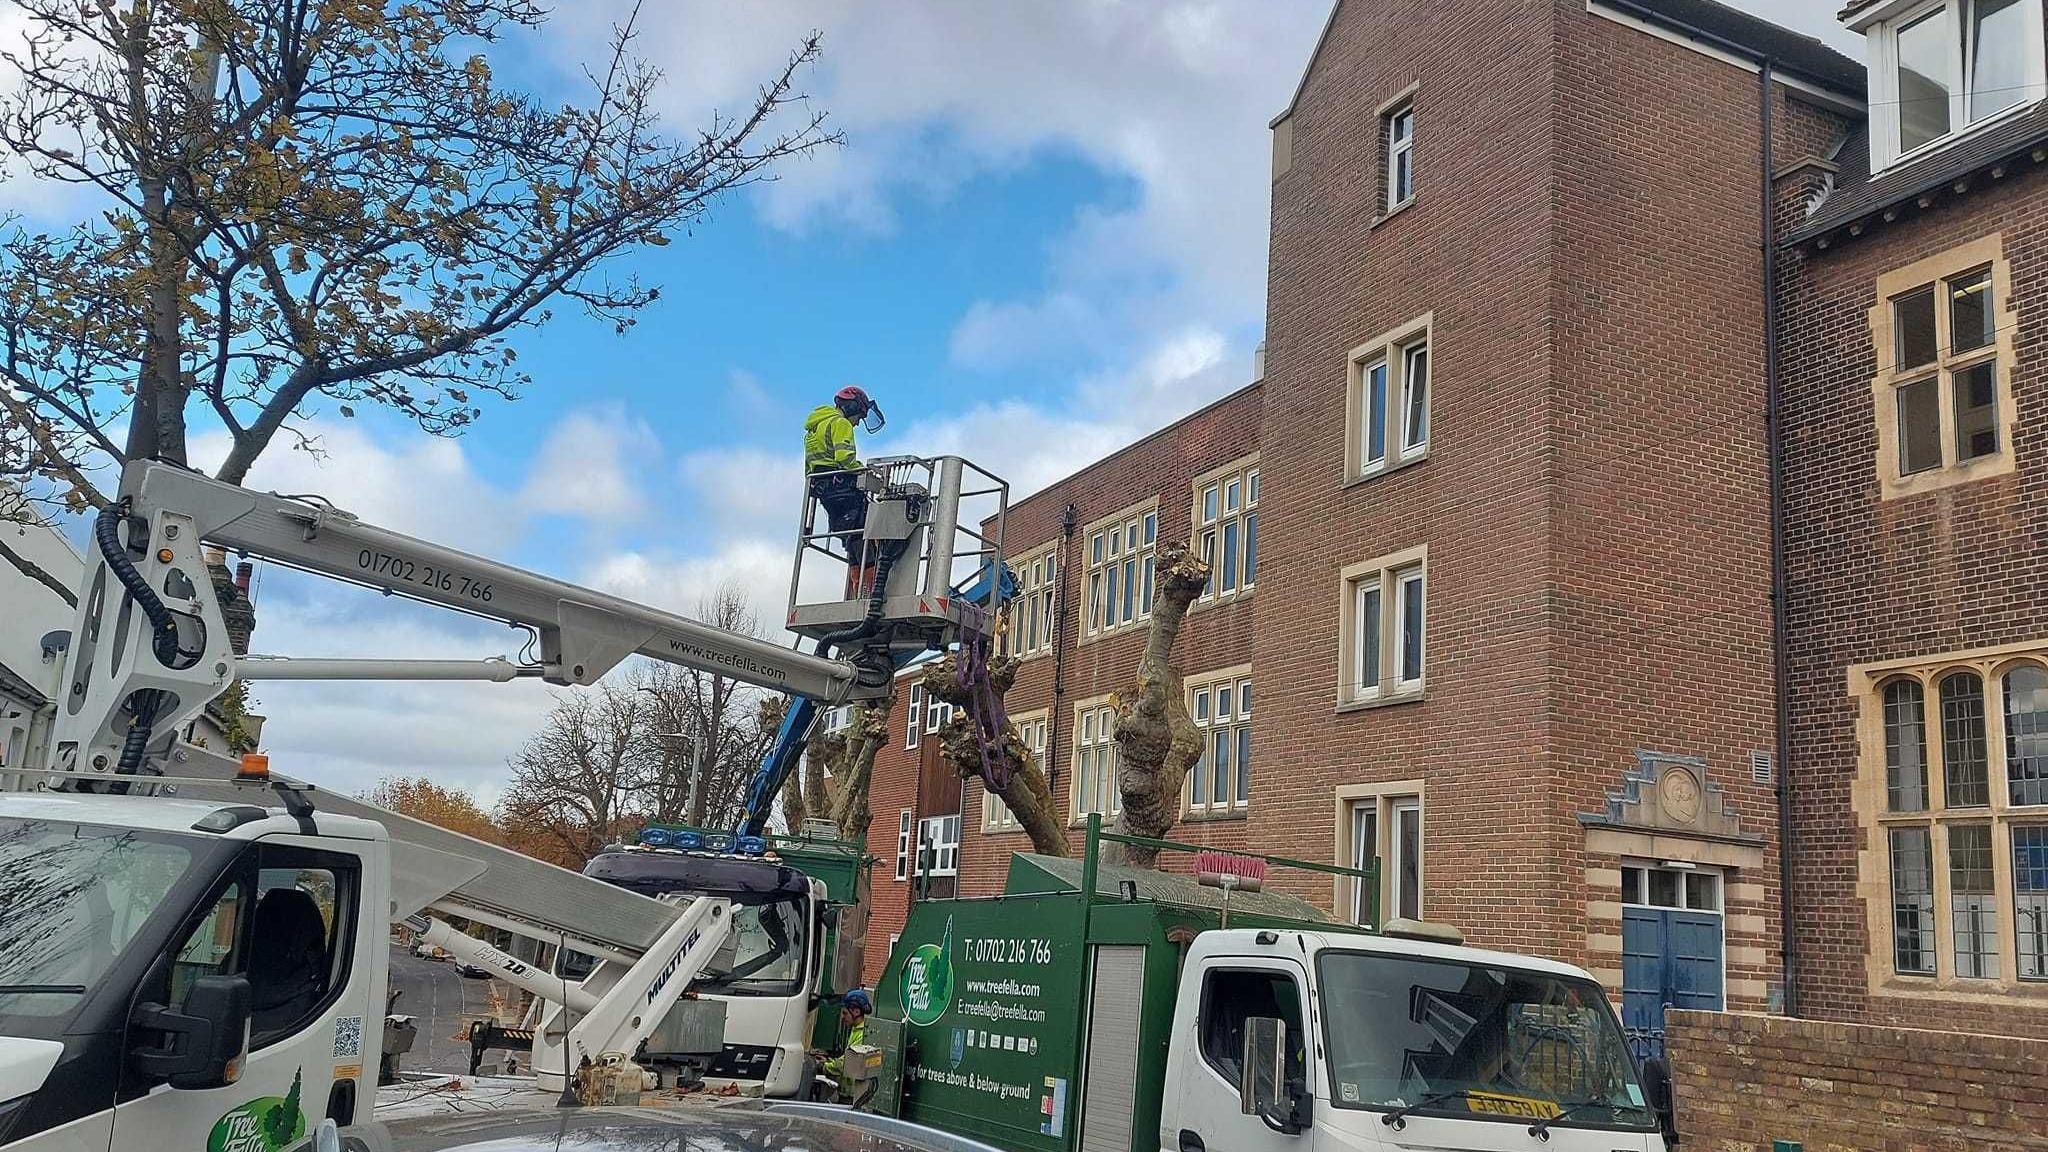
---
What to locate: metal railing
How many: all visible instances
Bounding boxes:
[787,454,1010,622]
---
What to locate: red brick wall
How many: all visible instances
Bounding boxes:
[1777,157,2048,1037]
[1665,1009,2048,1150]
[859,671,922,987]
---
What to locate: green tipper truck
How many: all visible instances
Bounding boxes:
[869,817,1677,1152]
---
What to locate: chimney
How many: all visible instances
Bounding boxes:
[1253,340,1267,381]
[235,561,252,592]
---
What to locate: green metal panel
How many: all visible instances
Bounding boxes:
[878,893,1091,1152]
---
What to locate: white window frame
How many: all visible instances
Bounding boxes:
[1338,544,1428,708]
[1082,501,1157,642]
[906,684,922,750]
[925,696,954,735]
[1386,103,1414,210]
[1071,697,1121,823]
[1194,455,1260,607]
[1186,666,1253,815]
[822,705,853,736]
[893,810,913,882]
[918,814,960,877]
[986,712,1045,832]
[1334,783,1424,926]
[1865,0,2048,171]
[1003,542,1060,659]
[1345,314,1433,482]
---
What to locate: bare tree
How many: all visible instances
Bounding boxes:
[0,0,837,549]
[922,655,1069,858]
[498,680,657,869]
[794,701,890,841]
[1106,542,1209,866]
[636,581,787,827]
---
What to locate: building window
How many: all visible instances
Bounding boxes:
[822,705,853,736]
[1950,823,1999,978]
[906,684,922,750]
[1385,102,1414,210]
[918,815,959,877]
[1338,545,1426,707]
[1003,544,1059,660]
[1072,700,1120,822]
[1187,668,1252,815]
[986,713,1045,832]
[1620,863,1724,912]
[893,810,913,882]
[2016,825,2048,979]
[1890,826,1938,975]
[1084,502,1156,641]
[1869,236,2015,498]
[926,696,954,736]
[1340,789,1422,925]
[1346,314,1432,481]
[1194,457,1259,605]
[1865,0,2045,170]
[1853,645,2048,993]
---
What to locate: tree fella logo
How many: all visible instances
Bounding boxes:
[900,915,955,1026]
[206,1069,305,1152]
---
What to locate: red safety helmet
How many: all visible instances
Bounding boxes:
[835,385,870,410]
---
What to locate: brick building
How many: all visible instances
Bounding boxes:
[854,0,2048,1044]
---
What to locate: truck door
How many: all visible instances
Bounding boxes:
[108,839,372,1152]
[1168,960,1313,1152]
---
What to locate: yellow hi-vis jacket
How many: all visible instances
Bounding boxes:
[805,405,859,474]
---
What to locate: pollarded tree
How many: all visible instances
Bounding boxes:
[922,654,1069,858]
[1105,542,1209,866]
[0,0,836,537]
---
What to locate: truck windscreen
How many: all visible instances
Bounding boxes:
[1314,950,1657,1134]
[0,818,210,1025]
[695,896,806,997]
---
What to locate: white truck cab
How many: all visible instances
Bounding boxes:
[0,793,390,1152]
[1162,927,1666,1152]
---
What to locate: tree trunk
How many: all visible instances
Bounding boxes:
[825,703,889,842]
[1106,542,1209,867]
[921,655,1070,858]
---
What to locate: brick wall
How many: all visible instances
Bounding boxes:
[1777,152,2048,1036]
[1665,1009,2048,1150]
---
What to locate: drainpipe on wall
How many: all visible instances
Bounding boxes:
[1759,59,1800,1019]
[1045,504,1077,798]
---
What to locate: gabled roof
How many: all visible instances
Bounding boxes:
[1271,0,1863,127]
[1786,105,2048,245]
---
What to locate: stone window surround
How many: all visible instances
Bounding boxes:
[1069,691,1120,825]
[1867,232,2017,500]
[1343,312,1433,485]
[1850,639,2048,1003]
[983,709,1046,834]
[1336,543,1428,712]
[1002,539,1060,661]
[1330,779,1424,927]
[1189,452,1261,614]
[1183,662,1254,819]
[1079,498,1158,645]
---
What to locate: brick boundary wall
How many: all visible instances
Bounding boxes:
[1665,1010,2048,1151]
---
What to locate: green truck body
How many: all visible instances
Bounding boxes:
[872,821,1376,1152]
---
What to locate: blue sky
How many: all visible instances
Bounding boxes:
[1,0,1859,801]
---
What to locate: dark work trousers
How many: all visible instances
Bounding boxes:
[809,471,867,553]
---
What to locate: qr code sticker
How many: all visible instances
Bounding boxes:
[333,1015,363,1059]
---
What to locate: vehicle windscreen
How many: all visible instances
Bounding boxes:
[0,817,203,1021]
[1317,950,1657,1132]
[696,895,806,997]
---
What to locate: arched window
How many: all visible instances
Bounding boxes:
[1939,671,1990,807]
[2002,664,2048,807]
[1883,678,1929,812]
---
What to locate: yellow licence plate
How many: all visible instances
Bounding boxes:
[1464,1091,1562,1120]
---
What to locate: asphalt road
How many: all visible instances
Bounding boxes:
[386,943,507,1074]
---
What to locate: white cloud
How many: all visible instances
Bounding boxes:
[519,404,659,524]
[190,420,526,556]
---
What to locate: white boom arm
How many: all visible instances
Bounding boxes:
[45,459,887,779]
[408,915,601,1014]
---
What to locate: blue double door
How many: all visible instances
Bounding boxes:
[1621,907,1723,1058]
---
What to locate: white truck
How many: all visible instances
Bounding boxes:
[0,455,1010,1149]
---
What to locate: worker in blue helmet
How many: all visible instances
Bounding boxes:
[819,987,873,1101]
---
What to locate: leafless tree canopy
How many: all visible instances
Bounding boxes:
[0,0,837,530]
[497,580,792,866]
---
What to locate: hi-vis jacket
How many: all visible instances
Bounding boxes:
[804,405,859,474]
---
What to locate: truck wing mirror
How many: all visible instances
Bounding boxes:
[130,974,252,1090]
[1639,1054,1678,1145]
[1239,1016,1305,1134]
